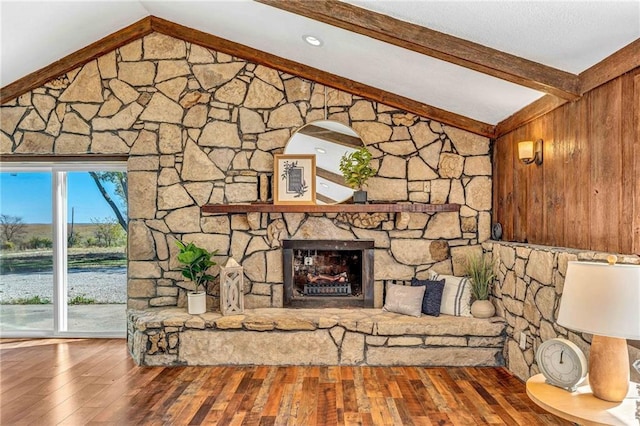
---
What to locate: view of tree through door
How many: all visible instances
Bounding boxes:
[0,163,127,337]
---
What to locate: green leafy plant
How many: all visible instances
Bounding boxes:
[339,147,377,190]
[175,240,218,293]
[465,253,496,300]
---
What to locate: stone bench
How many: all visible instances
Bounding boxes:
[127,308,506,367]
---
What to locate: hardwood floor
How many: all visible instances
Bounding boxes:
[0,339,571,425]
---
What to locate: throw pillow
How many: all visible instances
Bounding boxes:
[430,272,473,317]
[411,277,446,316]
[383,283,425,317]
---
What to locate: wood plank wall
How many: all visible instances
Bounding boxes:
[493,68,640,255]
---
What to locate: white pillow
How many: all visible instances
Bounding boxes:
[383,283,425,317]
[429,272,472,317]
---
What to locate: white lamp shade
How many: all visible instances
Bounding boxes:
[557,261,640,339]
[518,141,534,161]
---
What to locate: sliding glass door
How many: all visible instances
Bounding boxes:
[0,163,127,337]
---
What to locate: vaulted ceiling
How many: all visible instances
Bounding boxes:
[1,1,639,137]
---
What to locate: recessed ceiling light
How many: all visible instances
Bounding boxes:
[315,147,326,154]
[303,35,323,47]
[320,183,329,188]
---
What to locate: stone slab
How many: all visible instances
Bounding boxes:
[178,329,339,365]
[366,347,502,366]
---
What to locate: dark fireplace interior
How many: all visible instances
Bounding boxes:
[293,249,362,298]
[283,239,374,308]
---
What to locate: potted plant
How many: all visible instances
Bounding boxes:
[339,146,377,204]
[175,240,217,315]
[465,253,496,318]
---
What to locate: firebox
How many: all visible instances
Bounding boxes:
[283,239,374,308]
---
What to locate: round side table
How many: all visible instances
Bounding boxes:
[526,373,640,426]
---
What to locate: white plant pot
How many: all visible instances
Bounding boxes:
[187,291,206,315]
[471,299,495,319]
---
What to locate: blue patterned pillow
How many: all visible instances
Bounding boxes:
[411,278,445,317]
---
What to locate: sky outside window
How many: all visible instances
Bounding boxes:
[0,172,123,224]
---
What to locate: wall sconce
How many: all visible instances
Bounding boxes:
[518,139,543,165]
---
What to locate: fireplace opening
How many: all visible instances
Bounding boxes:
[294,249,361,297]
[283,240,374,308]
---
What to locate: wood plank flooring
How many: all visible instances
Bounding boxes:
[0,339,571,425]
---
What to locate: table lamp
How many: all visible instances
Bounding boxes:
[557,256,640,402]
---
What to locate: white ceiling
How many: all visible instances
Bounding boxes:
[1,0,639,127]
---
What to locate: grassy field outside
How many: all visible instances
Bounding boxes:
[0,223,126,274]
[0,248,126,274]
[9,223,111,241]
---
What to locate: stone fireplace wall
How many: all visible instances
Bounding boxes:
[0,32,492,310]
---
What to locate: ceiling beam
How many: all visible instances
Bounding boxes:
[579,38,640,94]
[150,17,495,137]
[0,17,153,104]
[494,95,568,138]
[494,37,640,138]
[256,0,580,101]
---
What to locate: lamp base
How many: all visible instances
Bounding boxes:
[589,335,630,402]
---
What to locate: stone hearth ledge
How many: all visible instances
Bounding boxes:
[128,308,506,367]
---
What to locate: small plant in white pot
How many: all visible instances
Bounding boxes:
[466,253,496,318]
[339,146,377,204]
[175,240,217,315]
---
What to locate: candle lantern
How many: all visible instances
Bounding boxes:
[220,258,244,315]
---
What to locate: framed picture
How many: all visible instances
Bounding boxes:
[273,154,316,205]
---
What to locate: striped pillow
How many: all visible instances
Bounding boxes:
[429,272,472,317]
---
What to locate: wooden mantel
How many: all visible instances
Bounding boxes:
[201,203,460,214]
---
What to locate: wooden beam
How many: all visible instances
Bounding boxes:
[495,38,640,138]
[580,38,640,94]
[256,0,580,101]
[150,16,495,137]
[299,125,362,149]
[0,17,153,104]
[494,95,568,138]
[202,202,460,214]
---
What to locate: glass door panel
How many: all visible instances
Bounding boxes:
[0,171,54,333]
[66,171,127,333]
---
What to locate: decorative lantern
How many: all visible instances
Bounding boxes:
[220,258,244,315]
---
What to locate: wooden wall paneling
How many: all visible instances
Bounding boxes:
[588,80,623,252]
[493,70,638,253]
[492,135,503,237]
[493,132,514,241]
[503,132,516,241]
[620,72,636,254]
[512,126,529,243]
[543,108,564,247]
[630,72,640,255]
[494,134,519,241]
[562,99,591,250]
[576,100,592,250]
[527,117,546,244]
